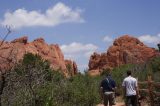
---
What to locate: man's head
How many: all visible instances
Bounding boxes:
[127,70,132,76]
[106,72,111,77]
[102,68,111,77]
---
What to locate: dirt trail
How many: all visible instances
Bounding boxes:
[97,102,125,106]
[97,96,125,106]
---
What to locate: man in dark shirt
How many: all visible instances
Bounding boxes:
[100,73,116,106]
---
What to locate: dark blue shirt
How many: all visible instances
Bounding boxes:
[100,76,116,92]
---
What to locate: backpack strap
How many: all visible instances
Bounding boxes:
[106,78,110,83]
[105,78,113,91]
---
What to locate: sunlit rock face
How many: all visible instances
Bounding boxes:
[0,36,78,76]
[88,35,159,75]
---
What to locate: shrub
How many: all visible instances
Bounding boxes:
[2,53,101,106]
[2,53,53,106]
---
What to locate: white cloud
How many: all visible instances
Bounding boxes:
[138,35,160,44]
[103,36,113,42]
[78,64,88,72]
[158,33,160,37]
[84,51,94,58]
[60,42,98,71]
[60,42,98,54]
[1,2,84,29]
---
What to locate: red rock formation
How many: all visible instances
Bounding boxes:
[88,35,159,75]
[65,60,78,76]
[11,36,28,44]
[0,36,78,76]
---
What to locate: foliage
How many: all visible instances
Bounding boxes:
[111,64,134,87]
[109,56,160,104]
[2,53,101,106]
[148,56,160,81]
[2,53,53,106]
[43,74,102,106]
[101,56,160,95]
[2,52,160,106]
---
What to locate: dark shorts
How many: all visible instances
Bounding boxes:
[126,95,137,106]
[103,92,114,106]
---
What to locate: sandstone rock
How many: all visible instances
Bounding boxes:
[11,36,28,44]
[88,69,101,76]
[88,35,159,75]
[0,36,78,76]
[65,60,78,76]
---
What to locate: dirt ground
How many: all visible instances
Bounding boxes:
[97,102,125,106]
[97,96,125,106]
[97,96,150,106]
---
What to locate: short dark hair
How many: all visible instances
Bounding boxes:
[127,70,132,76]
[106,72,111,77]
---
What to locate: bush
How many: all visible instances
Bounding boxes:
[3,53,160,106]
[45,74,101,106]
[2,53,53,106]
[2,53,102,106]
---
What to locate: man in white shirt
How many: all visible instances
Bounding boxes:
[122,70,139,106]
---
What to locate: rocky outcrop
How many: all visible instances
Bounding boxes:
[0,36,78,76]
[88,35,159,75]
[65,60,78,76]
[11,36,28,44]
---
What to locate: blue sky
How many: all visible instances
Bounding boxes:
[0,0,160,72]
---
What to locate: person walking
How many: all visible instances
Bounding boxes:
[100,72,116,106]
[122,70,139,106]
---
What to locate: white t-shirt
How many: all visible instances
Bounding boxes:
[122,76,138,96]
